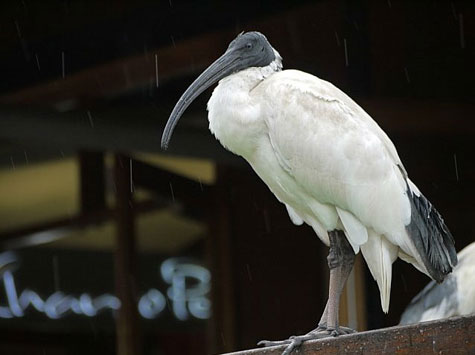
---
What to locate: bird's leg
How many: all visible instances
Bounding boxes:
[304,231,356,335]
[315,299,329,330]
[258,230,356,354]
[321,231,355,335]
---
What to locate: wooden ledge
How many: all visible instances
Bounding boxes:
[227,315,475,354]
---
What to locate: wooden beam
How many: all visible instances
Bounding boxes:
[360,98,475,136]
[113,153,142,355]
[0,32,232,106]
[131,158,210,219]
[0,105,237,162]
[79,150,106,214]
[132,158,209,198]
[227,315,475,354]
[206,183,237,353]
[0,156,206,248]
[0,199,163,248]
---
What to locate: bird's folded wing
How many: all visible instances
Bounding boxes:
[259,70,412,240]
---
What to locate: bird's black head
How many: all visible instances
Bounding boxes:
[161,31,276,150]
[225,31,276,70]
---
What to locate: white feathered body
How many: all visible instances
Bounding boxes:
[400,242,475,324]
[207,57,430,312]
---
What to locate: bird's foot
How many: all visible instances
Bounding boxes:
[330,325,356,335]
[307,324,356,336]
[258,326,355,355]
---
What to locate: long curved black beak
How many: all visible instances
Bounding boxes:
[161,50,241,150]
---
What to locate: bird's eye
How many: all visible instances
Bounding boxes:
[246,42,253,49]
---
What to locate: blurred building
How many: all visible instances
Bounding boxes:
[0,1,474,354]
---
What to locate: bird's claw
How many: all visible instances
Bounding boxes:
[257,339,290,347]
[280,337,306,355]
[258,326,356,354]
[258,330,332,354]
[329,326,356,335]
[258,335,313,355]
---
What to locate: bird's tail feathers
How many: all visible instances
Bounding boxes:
[360,230,398,313]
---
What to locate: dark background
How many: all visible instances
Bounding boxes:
[0,0,474,354]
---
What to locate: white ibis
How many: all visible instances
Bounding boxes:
[161,31,457,354]
[400,241,475,325]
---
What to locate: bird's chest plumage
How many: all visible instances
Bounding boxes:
[207,70,268,158]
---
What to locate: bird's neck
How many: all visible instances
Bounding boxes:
[207,57,282,158]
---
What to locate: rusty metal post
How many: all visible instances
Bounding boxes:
[113,153,142,355]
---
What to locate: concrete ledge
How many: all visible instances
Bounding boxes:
[226,315,475,354]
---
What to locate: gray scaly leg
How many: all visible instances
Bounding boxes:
[258,230,356,354]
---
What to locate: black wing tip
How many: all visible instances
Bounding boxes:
[406,186,458,283]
